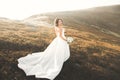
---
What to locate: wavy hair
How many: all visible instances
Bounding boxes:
[54,18,63,27]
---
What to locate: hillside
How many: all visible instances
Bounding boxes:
[0,5,120,80]
[27,5,120,37]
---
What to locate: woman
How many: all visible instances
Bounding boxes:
[17,18,70,80]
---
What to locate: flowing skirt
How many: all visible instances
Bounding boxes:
[17,36,70,80]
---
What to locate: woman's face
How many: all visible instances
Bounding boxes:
[58,19,63,26]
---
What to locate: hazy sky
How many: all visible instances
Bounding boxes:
[0,0,120,20]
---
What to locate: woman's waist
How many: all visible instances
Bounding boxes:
[56,36,67,43]
[56,35,66,38]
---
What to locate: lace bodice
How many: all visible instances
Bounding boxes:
[54,27,66,39]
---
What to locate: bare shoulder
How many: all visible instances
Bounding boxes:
[54,26,58,30]
[54,26,57,29]
[54,26,59,32]
[63,28,66,31]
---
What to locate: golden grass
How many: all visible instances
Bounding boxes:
[0,19,120,80]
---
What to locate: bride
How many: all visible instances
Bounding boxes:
[17,18,70,80]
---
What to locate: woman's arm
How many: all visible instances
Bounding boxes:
[54,27,58,36]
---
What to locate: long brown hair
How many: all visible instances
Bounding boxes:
[54,18,63,27]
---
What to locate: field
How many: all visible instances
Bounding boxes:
[0,5,120,80]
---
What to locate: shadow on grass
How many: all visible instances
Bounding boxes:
[0,40,120,80]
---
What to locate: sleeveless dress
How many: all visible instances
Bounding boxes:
[17,27,70,80]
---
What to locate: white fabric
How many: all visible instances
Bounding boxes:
[17,27,70,80]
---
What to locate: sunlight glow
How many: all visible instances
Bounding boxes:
[0,0,120,20]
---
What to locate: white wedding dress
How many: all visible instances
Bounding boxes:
[17,27,70,80]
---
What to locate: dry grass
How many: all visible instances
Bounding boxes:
[0,8,120,80]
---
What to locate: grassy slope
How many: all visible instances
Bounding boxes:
[0,5,120,80]
[43,5,120,34]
